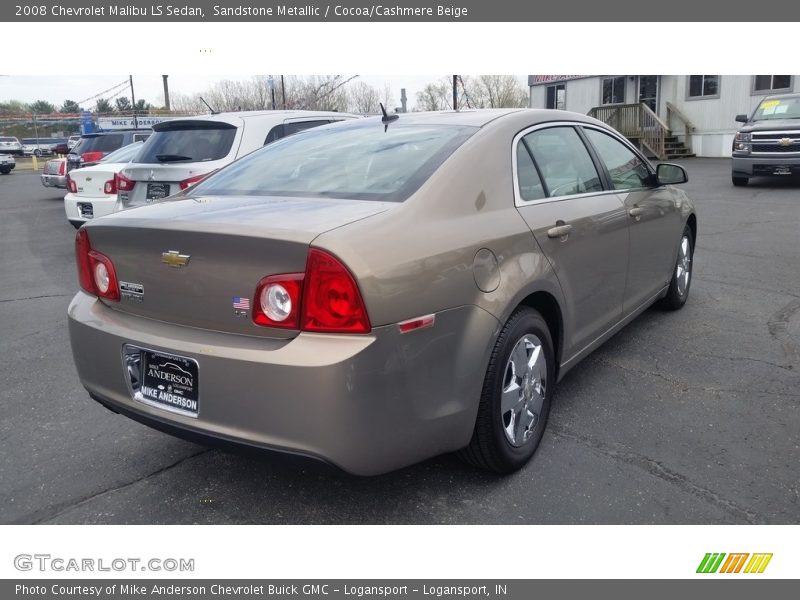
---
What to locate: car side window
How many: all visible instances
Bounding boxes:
[583,128,651,190]
[523,127,603,198]
[284,120,331,136]
[264,125,285,145]
[515,142,546,202]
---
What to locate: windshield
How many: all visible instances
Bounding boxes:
[100,141,143,164]
[137,124,236,163]
[192,121,477,202]
[752,96,800,121]
[72,134,125,155]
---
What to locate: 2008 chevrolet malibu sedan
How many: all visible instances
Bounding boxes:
[68,109,696,475]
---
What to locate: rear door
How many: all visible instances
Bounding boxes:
[581,126,680,312]
[514,124,629,355]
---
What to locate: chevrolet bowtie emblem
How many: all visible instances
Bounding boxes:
[778,137,794,147]
[161,250,191,268]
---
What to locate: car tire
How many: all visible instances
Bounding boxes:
[0,168,10,175]
[659,225,694,311]
[33,150,41,157]
[459,307,554,474]
[732,175,748,186]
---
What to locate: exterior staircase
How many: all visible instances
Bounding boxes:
[588,101,695,160]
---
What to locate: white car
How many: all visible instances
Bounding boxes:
[68,135,81,150]
[0,153,15,174]
[64,142,143,229]
[116,110,357,208]
[0,136,23,156]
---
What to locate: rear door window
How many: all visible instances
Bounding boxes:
[523,127,604,198]
[72,134,125,154]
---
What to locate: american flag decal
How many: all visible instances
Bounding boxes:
[232,297,250,310]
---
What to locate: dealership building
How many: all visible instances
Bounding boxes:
[528,75,799,158]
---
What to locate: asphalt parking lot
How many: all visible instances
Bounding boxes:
[1,159,798,525]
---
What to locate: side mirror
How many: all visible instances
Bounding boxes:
[656,163,688,186]
[735,114,749,123]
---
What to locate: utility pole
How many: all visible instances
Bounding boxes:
[452,75,458,110]
[129,75,138,128]
[162,75,170,111]
[281,75,286,109]
[268,76,276,110]
[400,88,407,113]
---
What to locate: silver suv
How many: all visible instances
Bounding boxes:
[0,136,23,156]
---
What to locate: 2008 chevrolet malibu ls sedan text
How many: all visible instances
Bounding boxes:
[68,109,696,475]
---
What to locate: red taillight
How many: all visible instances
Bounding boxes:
[302,249,370,333]
[58,160,65,176]
[251,249,371,334]
[66,174,77,193]
[115,172,135,192]
[179,170,215,190]
[81,151,104,163]
[74,228,120,301]
[103,178,116,195]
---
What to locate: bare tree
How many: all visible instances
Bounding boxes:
[468,75,528,108]
[415,80,451,111]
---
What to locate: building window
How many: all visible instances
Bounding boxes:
[753,75,793,94]
[687,75,720,99]
[546,84,566,110]
[601,77,626,105]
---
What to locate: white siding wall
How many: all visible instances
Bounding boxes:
[529,75,800,157]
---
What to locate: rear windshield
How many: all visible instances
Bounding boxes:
[192,121,477,202]
[137,126,236,163]
[100,141,143,163]
[73,134,125,154]
[753,96,800,121]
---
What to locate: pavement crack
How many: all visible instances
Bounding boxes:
[548,425,763,524]
[17,448,212,524]
[0,293,72,304]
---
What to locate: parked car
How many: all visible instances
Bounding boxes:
[64,142,143,229]
[732,93,800,186]
[115,110,357,208]
[41,157,67,188]
[51,142,71,155]
[0,153,15,174]
[21,138,58,157]
[68,135,81,150]
[68,130,151,172]
[0,136,23,156]
[68,109,696,475]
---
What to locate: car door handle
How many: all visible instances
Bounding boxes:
[547,224,573,238]
[629,207,645,218]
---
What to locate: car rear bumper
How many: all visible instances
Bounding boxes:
[732,154,800,177]
[68,292,498,475]
[64,192,118,223]
[41,174,66,187]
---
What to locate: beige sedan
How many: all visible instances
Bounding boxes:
[68,109,696,475]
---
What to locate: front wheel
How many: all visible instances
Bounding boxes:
[732,175,748,186]
[459,307,554,473]
[0,168,10,175]
[33,149,41,157]
[659,225,694,310]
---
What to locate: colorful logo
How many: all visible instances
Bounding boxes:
[696,553,773,574]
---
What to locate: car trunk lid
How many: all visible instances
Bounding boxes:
[83,195,393,337]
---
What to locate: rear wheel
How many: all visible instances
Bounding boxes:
[33,149,41,157]
[0,168,10,175]
[732,175,748,186]
[459,307,554,473]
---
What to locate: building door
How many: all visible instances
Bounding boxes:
[546,84,566,110]
[638,76,659,113]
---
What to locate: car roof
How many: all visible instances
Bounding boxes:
[152,110,358,130]
[335,108,603,129]
[763,92,800,101]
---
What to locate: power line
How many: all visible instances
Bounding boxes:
[77,79,129,105]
